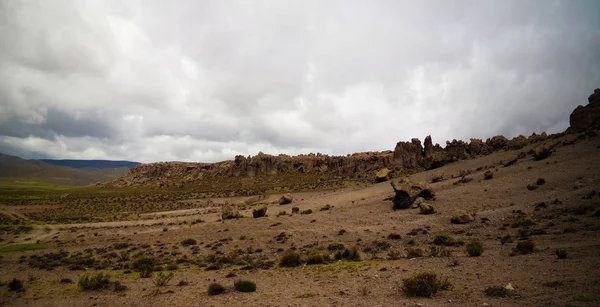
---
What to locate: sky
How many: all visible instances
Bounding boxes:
[1,0,599,163]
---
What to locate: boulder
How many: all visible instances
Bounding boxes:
[501,155,519,167]
[533,143,553,160]
[570,88,600,130]
[390,179,434,210]
[419,203,435,215]
[451,210,475,224]
[279,194,293,205]
[375,168,391,182]
[252,207,267,218]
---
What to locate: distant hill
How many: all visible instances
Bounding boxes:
[40,159,139,169]
[0,153,136,186]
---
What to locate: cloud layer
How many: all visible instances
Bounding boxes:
[1,0,599,162]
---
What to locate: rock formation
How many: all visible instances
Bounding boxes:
[570,88,600,131]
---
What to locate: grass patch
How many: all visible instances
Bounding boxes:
[0,243,49,253]
[401,271,452,297]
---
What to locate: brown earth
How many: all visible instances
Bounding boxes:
[1,131,599,307]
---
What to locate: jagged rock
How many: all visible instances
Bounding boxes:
[533,143,553,160]
[393,139,423,168]
[570,88,600,130]
[279,194,293,205]
[390,179,434,210]
[375,168,391,182]
[450,210,474,224]
[486,135,509,150]
[252,207,267,218]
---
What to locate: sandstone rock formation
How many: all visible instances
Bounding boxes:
[570,88,600,130]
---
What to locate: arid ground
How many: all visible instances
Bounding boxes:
[1,133,600,307]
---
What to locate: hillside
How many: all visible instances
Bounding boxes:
[0,154,133,186]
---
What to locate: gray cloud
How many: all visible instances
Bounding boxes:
[0,0,599,163]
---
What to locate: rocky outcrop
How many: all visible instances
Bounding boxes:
[570,88,600,131]
[105,133,556,191]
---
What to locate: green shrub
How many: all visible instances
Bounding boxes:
[78,272,111,290]
[555,248,567,259]
[401,271,452,297]
[8,278,24,292]
[514,240,535,254]
[306,252,329,265]
[433,234,455,246]
[130,257,155,278]
[465,241,484,257]
[279,251,302,267]
[405,247,423,258]
[387,250,402,260]
[207,282,225,295]
[327,242,345,251]
[483,171,493,180]
[180,239,197,246]
[153,271,174,287]
[234,280,256,292]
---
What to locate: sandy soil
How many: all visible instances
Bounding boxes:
[1,135,600,307]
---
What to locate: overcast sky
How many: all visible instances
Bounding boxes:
[1,1,599,163]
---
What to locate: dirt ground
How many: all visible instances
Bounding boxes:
[1,134,600,307]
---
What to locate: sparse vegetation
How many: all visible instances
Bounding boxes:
[555,248,567,259]
[8,278,24,292]
[78,272,111,290]
[279,251,303,267]
[334,246,361,261]
[433,234,456,246]
[180,238,197,246]
[465,240,484,257]
[483,171,493,180]
[234,280,256,292]
[207,282,225,296]
[153,271,174,287]
[401,271,452,297]
[485,285,508,297]
[513,240,535,254]
[405,247,423,258]
[327,242,345,251]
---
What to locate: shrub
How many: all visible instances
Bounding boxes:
[276,211,287,217]
[405,247,423,258]
[484,285,508,297]
[428,245,443,257]
[334,246,361,261]
[208,282,225,296]
[306,252,329,265]
[387,250,402,260]
[8,278,24,292]
[536,178,546,185]
[279,251,302,267]
[319,204,331,211]
[527,184,538,191]
[401,271,452,297]
[514,240,535,254]
[130,257,155,278]
[113,242,129,249]
[181,238,197,246]
[327,242,345,251]
[433,234,455,246]
[154,271,174,287]
[483,171,493,180]
[112,281,127,292]
[300,209,313,215]
[78,272,111,290]
[222,205,242,220]
[387,233,402,240]
[465,241,484,257]
[234,280,256,292]
[60,278,73,284]
[555,248,567,259]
